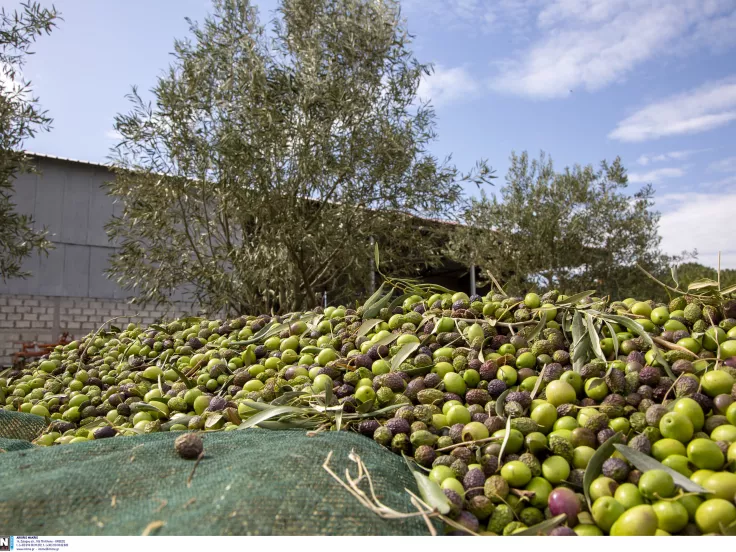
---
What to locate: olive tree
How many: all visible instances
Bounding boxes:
[0,2,58,282]
[107,0,490,315]
[448,151,680,299]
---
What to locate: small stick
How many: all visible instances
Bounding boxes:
[154,499,168,513]
[186,450,205,488]
[435,435,501,452]
[652,337,699,359]
[141,520,165,536]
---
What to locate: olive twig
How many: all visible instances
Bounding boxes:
[186,449,205,488]
[435,435,501,452]
[651,337,699,359]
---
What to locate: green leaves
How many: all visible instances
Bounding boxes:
[390,342,420,371]
[613,444,710,494]
[583,312,606,363]
[687,278,719,292]
[583,431,624,510]
[597,312,674,379]
[237,405,309,430]
[511,514,567,536]
[362,287,393,320]
[571,310,591,374]
[355,318,383,338]
[411,471,451,515]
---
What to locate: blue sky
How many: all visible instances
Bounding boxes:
[10,0,736,268]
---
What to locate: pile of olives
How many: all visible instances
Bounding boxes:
[3,288,736,536]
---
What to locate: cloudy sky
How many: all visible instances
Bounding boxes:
[13,0,736,268]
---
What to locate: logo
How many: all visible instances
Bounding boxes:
[0,536,13,551]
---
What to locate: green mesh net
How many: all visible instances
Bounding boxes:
[0,412,431,536]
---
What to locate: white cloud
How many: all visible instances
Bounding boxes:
[709,156,736,172]
[105,129,123,140]
[417,65,479,107]
[488,1,736,99]
[609,77,736,142]
[637,149,707,166]
[659,192,736,269]
[702,174,736,190]
[628,167,686,184]
[403,0,540,34]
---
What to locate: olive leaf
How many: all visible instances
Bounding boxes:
[161,416,193,430]
[525,311,548,342]
[687,278,719,292]
[323,382,334,409]
[271,391,307,405]
[330,403,342,431]
[584,312,606,363]
[356,399,375,414]
[205,413,224,429]
[232,322,289,346]
[299,345,322,356]
[603,320,619,362]
[388,293,413,313]
[373,332,400,347]
[356,319,383,338]
[496,415,513,464]
[529,364,547,401]
[391,342,420,371]
[150,324,168,333]
[110,325,122,333]
[511,514,567,536]
[130,402,166,415]
[411,471,451,515]
[558,290,596,306]
[495,388,511,418]
[236,405,307,430]
[720,283,736,296]
[597,313,675,379]
[583,431,624,510]
[613,444,710,494]
[571,309,591,374]
[363,290,393,319]
[351,403,404,419]
[361,282,386,314]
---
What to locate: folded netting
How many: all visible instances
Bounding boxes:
[0,416,433,536]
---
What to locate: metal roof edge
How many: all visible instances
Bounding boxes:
[24,151,113,170]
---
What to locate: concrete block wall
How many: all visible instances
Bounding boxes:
[0,294,199,366]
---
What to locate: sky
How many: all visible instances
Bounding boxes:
[9,0,736,268]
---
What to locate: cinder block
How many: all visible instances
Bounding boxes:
[16,321,31,328]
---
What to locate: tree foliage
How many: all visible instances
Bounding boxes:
[107,0,490,315]
[448,151,685,300]
[0,2,58,282]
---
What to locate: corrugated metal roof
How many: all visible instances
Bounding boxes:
[25,151,112,169]
[22,151,464,227]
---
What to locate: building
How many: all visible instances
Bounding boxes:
[1,153,480,365]
[0,154,195,365]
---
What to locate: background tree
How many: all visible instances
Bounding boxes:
[0,2,58,282]
[107,0,490,315]
[448,151,686,300]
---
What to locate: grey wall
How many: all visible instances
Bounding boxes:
[3,155,128,299]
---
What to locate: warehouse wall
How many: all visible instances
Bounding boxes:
[0,294,197,365]
[1,155,199,365]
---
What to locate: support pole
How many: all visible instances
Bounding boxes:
[469,264,476,297]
